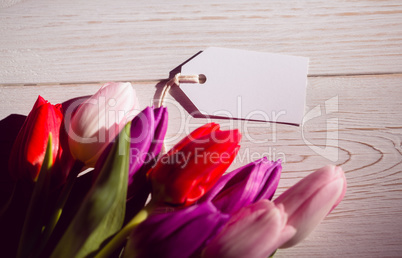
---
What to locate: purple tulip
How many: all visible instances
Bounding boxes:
[124,202,229,258]
[145,106,168,169]
[93,106,167,191]
[126,106,168,214]
[202,200,296,258]
[202,157,281,215]
[275,165,347,248]
[129,106,168,184]
[122,158,281,257]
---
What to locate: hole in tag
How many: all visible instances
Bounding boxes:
[198,74,207,84]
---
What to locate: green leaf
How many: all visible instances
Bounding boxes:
[51,122,131,258]
[17,133,54,258]
[33,160,84,257]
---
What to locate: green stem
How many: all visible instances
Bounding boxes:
[33,160,84,257]
[95,208,149,258]
[17,135,54,258]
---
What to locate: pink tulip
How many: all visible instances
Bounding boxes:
[202,200,296,258]
[202,165,347,257]
[275,165,347,248]
[67,82,139,166]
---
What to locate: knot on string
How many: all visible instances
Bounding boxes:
[158,73,205,107]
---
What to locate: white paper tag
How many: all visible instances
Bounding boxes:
[179,47,309,125]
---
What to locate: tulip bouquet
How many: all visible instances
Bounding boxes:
[1,82,346,258]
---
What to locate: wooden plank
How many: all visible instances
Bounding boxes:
[1,0,402,83]
[0,75,401,256]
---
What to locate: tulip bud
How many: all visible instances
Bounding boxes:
[144,106,168,169]
[202,157,281,215]
[125,202,229,258]
[126,106,168,216]
[67,82,139,167]
[275,165,347,248]
[147,123,241,206]
[203,165,347,257]
[202,200,296,258]
[129,106,168,185]
[8,96,63,181]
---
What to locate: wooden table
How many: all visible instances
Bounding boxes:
[1,1,402,257]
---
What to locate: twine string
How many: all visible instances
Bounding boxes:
[158,73,202,107]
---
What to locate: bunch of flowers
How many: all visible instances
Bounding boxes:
[1,82,346,258]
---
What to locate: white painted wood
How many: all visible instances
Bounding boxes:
[1,0,402,83]
[1,0,402,256]
[0,75,401,257]
[0,0,23,8]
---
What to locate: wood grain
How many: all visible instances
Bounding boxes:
[0,75,401,257]
[1,0,402,256]
[1,0,402,83]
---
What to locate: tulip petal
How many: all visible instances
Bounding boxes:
[148,124,241,206]
[203,200,295,258]
[68,82,139,166]
[129,107,154,183]
[8,96,63,182]
[162,132,240,205]
[11,96,47,176]
[201,158,281,215]
[24,103,62,181]
[275,165,347,248]
[125,107,165,218]
[274,165,344,216]
[166,123,220,156]
[126,202,229,258]
[147,106,168,163]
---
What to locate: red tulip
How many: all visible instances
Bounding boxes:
[147,123,241,206]
[8,96,63,182]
